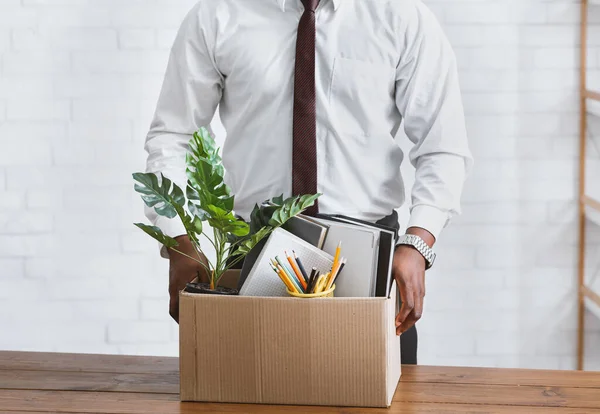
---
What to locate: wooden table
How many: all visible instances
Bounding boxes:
[1,352,599,413]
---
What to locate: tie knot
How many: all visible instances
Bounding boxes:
[301,0,320,12]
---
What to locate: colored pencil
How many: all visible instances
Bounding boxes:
[286,251,307,290]
[271,262,297,293]
[331,241,342,273]
[292,250,310,282]
[275,256,304,293]
[332,260,346,285]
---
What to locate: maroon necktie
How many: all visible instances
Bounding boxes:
[292,0,320,216]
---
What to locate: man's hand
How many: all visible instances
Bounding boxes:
[393,227,434,336]
[168,235,209,323]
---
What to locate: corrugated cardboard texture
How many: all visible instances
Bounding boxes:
[180,273,401,407]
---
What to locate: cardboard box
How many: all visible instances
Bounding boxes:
[179,270,401,408]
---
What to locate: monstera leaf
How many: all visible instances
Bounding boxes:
[133,173,184,219]
[207,205,249,237]
[230,227,272,259]
[133,223,178,249]
[186,128,234,214]
[268,194,321,227]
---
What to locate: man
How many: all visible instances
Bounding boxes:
[144,0,472,365]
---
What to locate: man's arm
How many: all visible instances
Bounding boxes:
[393,2,473,334]
[144,3,223,321]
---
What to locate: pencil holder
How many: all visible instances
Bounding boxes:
[287,284,335,298]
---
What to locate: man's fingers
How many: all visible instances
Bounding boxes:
[169,296,180,323]
[396,284,415,334]
[400,292,423,334]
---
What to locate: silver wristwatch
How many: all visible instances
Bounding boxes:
[397,234,436,270]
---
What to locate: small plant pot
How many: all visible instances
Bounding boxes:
[184,282,239,296]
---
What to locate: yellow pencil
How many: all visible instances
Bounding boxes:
[331,241,342,273]
[278,265,299,293]
[326,260,341,290]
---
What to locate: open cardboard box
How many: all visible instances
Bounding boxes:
[179,270,401,408]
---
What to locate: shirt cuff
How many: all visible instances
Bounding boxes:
[155,215,187,259]
[406,205,450,241]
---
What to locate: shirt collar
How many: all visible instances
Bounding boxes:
[277,0,341,12]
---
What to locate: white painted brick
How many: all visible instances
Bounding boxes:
[54,76,124,98]
[72,51,168,74]
[26,190,63,209]
[0,77,54,98]
[504,267,575,289]
[0,259,24,278]
[7,99,70,121]
[2,52,71,74]
[72,98,155,120]
[37,7,111,28]
[0,121,68,142]
[107,321,171,344]
[0,191,25,210]
[546,2,580,24]
[0,140,52,165]
[445,25,519,48]
[519,70,578,92]
[156,29,177,49]
[0,235,54,257]
[52,143,98,166]
[454,202,547,225]
[418,334,476,357]
[459,69,518,93]
[12,28,117,51]
[0,211,53,234]
[70,300,139,321]
[532,47,584,69]
[511,2,548,24]
[444,4,511,24]
[118,29,155,49]
[476,245,535,269]
[476,332,537,357]
[122,75,164,99]
[117,343,179,357]
[0,29,9,52]
[110,6,190,29]
[120,230,158,253]
[68,120,132,141]
[140,298,169,321]
[0,321,106,349]
[0,8,38,28]
[519,26,578,48]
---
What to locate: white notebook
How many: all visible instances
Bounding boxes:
[313,217,381,297]
[239,227,334,297]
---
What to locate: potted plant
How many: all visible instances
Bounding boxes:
[133,127,320,295]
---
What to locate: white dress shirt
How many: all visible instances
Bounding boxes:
[145,0,473,248]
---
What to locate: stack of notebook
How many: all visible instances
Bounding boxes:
[238,213,398,298]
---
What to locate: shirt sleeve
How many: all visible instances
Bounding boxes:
[395,1,473,241]
[144,3,223,258]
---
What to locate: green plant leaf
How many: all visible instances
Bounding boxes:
[230,227,272,258]
[267,193,321,227]
[186,129,235,216]
[206,205,250,237]
[133,172,184,219]
[271,194,285,206]
[134,223,178,248]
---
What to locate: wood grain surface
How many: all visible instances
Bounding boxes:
[1,351,599,413]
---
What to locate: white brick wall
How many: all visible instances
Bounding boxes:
[0,0,599,371]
